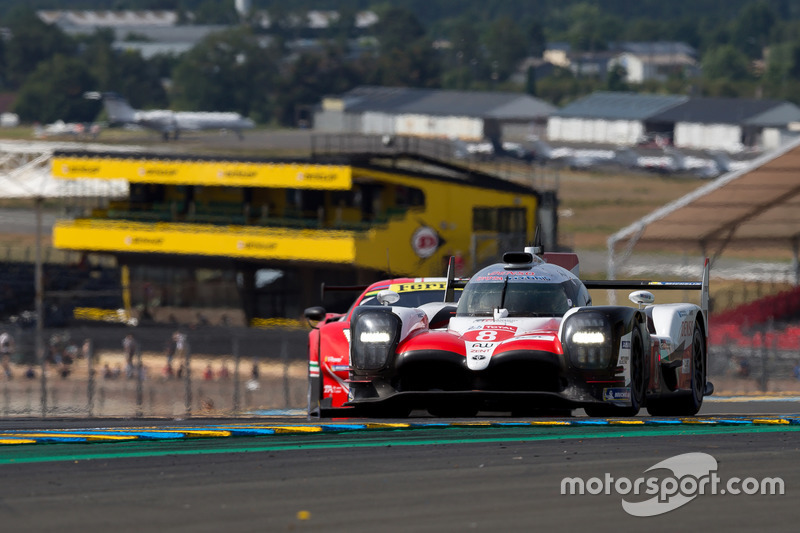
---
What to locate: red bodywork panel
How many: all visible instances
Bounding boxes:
[310,277,456,408]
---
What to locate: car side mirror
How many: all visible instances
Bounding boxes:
[493,308,509,319]
[377,290,400,306]
[304,306,327,328]
[628,290,655,309]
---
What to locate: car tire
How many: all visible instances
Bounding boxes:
[646,321,705,417]
[584,325,645,418]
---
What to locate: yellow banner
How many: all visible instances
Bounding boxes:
[52,157,352,190]
[53,220,356,262]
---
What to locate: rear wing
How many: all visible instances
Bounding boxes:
[443,256,469,303]
[318,283,368,302]
[582,258,710,334]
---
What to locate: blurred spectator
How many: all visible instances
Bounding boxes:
[737,357,751,378]
[123,334,137,379]
[203,363,214,381]
[0,331,14,379]
[165,332,177,368]
[81,339,92,361]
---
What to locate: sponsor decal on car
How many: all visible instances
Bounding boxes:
[388,282,448,293]
[309,361,320,377]
[681,358,691,374]
[602,387,631,402]
[479,271,552,281]
[462,328,515,342]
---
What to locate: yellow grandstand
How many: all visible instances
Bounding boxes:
[51,137,554,325]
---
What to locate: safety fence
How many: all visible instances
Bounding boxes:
[0,324,309,418]
[2,320,800,419]
[708,328,800,395]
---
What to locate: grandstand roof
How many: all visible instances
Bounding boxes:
[608,135,800,269]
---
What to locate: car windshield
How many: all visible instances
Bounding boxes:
[456,280,572,317]
[358,289,461,309]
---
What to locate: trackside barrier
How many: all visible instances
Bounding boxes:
[0,325,308,418]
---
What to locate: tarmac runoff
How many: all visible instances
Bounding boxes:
[1,414,800,447]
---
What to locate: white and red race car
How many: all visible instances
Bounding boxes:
[310,247,712,417]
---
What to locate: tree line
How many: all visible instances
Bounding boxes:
[2,1,800,125]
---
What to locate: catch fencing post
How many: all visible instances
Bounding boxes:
[135,343,144,417]
[86,339,94,417]
[282,339,289,408]
[184,337,192,417]
[233,336,240,414]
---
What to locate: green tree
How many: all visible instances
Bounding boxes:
[171,28,279,122]
[273,44,361,126]
[193,0,240,25]
[483,16,528,81]
[373,6,426,55]
[79,29,116,91]
[625,19,667,42]
[702,44,752,80]
[563,3,622,51]
[3,7,75,88]
[77,28,169,109]
[112,51,170,109]
[0,35,6,90]
[731,1,776,59]
[369,7,440,87]
[524,19,546,58]
[605,64,629,92]
[13,55,99,123]
[440,15,485,90]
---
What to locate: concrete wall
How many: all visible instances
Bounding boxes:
[547,116,644,145]
[394,114,483,140]
[674,122,742,152]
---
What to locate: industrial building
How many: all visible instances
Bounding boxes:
[314,86,556,143]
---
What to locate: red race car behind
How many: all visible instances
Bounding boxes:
[304,278,462,416]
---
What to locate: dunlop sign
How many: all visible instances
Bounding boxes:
[52,157,352,190]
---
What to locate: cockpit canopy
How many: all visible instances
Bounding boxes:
[455,265,590,318]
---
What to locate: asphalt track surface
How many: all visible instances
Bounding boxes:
[0,399,798,533]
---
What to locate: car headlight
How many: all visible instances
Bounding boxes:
[350,308,401,371]
[564,313,613,369]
